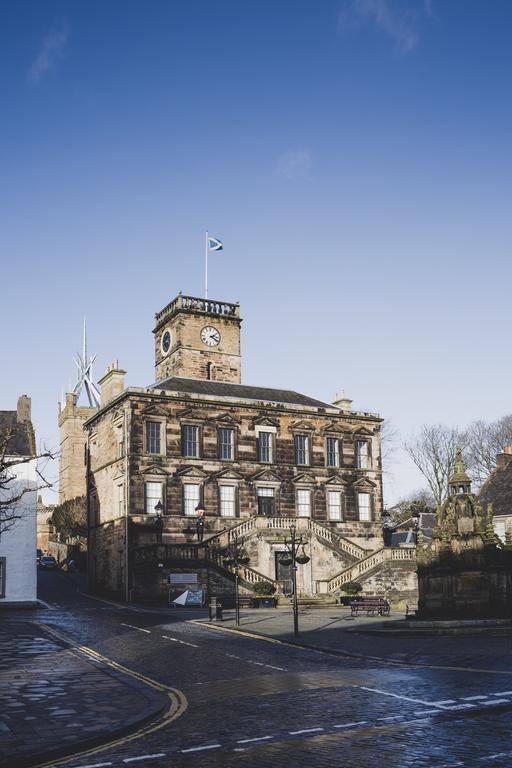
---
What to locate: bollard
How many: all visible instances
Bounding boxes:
[209,596,223,621]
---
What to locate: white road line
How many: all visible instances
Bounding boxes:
[161,635,198,648]
[333,721,367,729]
[414,709,444,716]
[492,691,512,696]
[445,703,475,710]
[431,699,456,705]
[226,653,241,659]
[461,695,488,701]
[123,755,166,763]
[358,686,443,708]
[181,744,221,753]
[265,665,286,671]
[237,736,274,744]
[121,623,151,634]
[483,698,509,705]
[481,753,511,761]
[76,763,112,768]
[289,727,324,735]
[378,715,405,721]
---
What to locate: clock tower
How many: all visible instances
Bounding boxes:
[153,293,242,384]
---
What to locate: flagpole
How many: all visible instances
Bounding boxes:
[205,230,208,299]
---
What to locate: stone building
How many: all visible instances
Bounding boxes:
[58,393,96,503]
[478,444,512,542]
[86,294,415,602]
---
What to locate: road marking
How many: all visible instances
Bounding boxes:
[226,653,241,659]
[76,763,112,768]
[492,691,512,696]
[481,753,511,761]
[358,686,443,708]
[237,736,274,744]
[483,698,509,705]
[265,665,286,671]
[289,727,324,735]
[444,703,474,710]
[461,695,488,701]
[378,715,405,721]
[160,635,199,648]
[414,709,444,716]
[121,623,151,634]
[431,699,456,705]
[333,721,367,728]
[181,744,221,753]
[123,755,166,763]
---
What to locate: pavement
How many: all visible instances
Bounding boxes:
[0,618,171,768]
[4,572,512,768]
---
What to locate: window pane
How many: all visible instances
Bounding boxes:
[356,441,369,469]
[326,437,339,467]
[297,489,311,517]
[145,482,162,514]
[182,425,199,457]
[257,487,274,497]
[294,434,310,465]
[184,484,200,516]
[117,484,124,516]
[327,490,342,520]
[146,421,161,454]
[358,492,371,521]
[220,485,236,517]
[218,428,234,460]
[257,432,273,462]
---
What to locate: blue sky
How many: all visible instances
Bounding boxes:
[1,0,511,503]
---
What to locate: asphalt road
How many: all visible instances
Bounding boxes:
[37,571,512,768]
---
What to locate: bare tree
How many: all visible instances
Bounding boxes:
[403,424,466,506]
[465,415,512,487]
[51,496,87,541]
[387,488,436,526]
[0,428,55,536]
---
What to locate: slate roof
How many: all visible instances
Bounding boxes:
[151,376,334,410]
[478,459,512,518]
[0,411,36,457]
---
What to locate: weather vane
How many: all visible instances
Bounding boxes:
[73,317,101,408]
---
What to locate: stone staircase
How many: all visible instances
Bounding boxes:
[327,546,416,592]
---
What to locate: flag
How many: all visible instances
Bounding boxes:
[208,236,223,252]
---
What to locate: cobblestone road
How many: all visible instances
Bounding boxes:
[24,573,512,767]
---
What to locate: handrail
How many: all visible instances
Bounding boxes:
[327,546,416,592]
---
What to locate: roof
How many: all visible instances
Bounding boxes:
[0,411,36,457]
[150,376,334,410]
[478,459,512,518]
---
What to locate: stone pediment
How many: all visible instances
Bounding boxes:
[110,409,124,424]
[213,467,244,481]
[321,421,345,435]
[351,427,374,437]
[289,419,315,432]
[252,415,280,429]
[292,472,316,485]
[112,467,125,481]
[176,407,202,421]
[141,404,168,418]
[176,465,209,479]
[324,474,348,486]
[250,468,281,484]
[352,477,377,489]
[214,412,240,425]
[141,464,169,476]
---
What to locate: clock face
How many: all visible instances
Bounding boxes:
[201,325,221,347]
[161,329,172,354]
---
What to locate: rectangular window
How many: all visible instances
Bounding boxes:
[257,431,273,463]
[0,558,5,598]
[356,440,369,469]
[184,483,200,517]
[145,482,163,514]
[219,485,236,517]
[116,426,124,458]
[327,490,342,521]
[297,489,312,517]
[117,483,124,516]
[294,434,310,466]
[218,428,234,460]
[326,437,340,467]
[257,486,275,516]
[358,492,371,521]
[146,421,161,454]
[182,425,199,458]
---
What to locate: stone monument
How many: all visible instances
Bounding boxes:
[416,450,512,618]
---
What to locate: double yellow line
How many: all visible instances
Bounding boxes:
[32,622,188,768]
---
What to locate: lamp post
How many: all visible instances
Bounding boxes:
[279,524,310,637]
[195,502,206,543]
[222,531,250,626]
[154,500,163,544]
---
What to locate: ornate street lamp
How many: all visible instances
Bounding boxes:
[222,531,250,626]
[280,524,310,637]
[195,502,206,543]
[154,500,163,544]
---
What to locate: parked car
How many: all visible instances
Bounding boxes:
[39,555,58,570]
[36,548,43,564]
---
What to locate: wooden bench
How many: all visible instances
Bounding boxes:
[350,598,390,617]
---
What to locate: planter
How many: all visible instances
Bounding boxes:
[250,597,278,608]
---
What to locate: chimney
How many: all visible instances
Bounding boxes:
[497,444,512,470]
[98,360,126,406]
[332,390,353,411]
[17,394,31,423]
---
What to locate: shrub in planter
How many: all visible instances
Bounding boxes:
[341,581,363,596]
[253,580,276,596]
